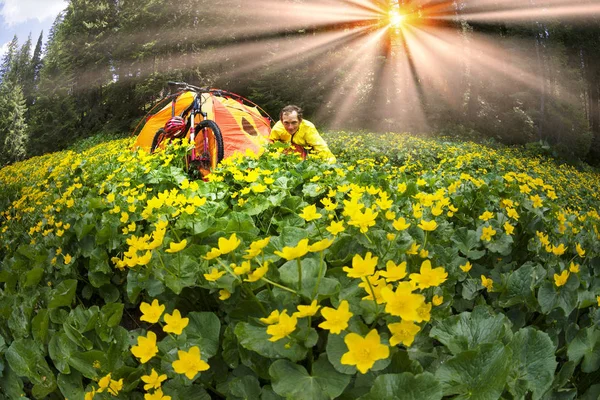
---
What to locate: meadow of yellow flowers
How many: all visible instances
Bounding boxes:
[0,131,598,399]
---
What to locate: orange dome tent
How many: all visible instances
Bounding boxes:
[134,87,272,166]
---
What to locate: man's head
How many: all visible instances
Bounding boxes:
[280,105,303,135]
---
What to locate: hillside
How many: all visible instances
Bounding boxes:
[0,131,599,399]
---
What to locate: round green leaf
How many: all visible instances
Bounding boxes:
[359,372,442,400]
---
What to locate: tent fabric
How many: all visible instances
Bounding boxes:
[134,90,271,161]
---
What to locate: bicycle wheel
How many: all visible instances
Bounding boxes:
[191,120,224,176]
[150,128,168,153]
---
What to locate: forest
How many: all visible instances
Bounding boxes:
[0,0,598,165]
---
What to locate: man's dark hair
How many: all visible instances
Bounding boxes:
[280,105,303,121]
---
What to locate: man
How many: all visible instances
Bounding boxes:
[270,105,336,162]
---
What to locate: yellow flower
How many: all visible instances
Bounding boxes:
[64,254,72,264]
[409,260,447,290]
[245,262,269,282]
[163,309,189,335]
[97,373,123,396]
[266,311,298,342]
[386,233,396,241]
[233,261,252,275]
[203,248,222,260]
[251,183,267,193]
[204,267,226,282]
[218,289,231,300]
[343,252,378,278]
[418,219,437,231]
[597,296,600,307]
[348,208,378,233]
[388,320,421,347]
[554,270,569,287]
[380,282,425,321]
[419,249,429,258]
[479,211,494,221]
[460,261,472,272]
[293,300,321,318]
[576,243,585,257]
[131,331,159,364]
[172,346,210,380]
[243,237,271,259]
[326,220,345,235]
[137,251,152,266]
[480,226,496,241]
[530,194,543,208]
[552,244,567,256]
[84,389,96,400]
[481,275,493,291]
[385,211,396,220]
[506,207,520,220]
[274,238,309,261]
[140,299,165,324]
[144,388,171,400]
[299,204,322,222]
[379,260,407,282]
[432,295,443,306]
[318,300,353,334]
[218,233,241,255]
[569,262,580,273]
[392,217,411,231]
[503,222,515,235]
[341,329,389,374]
[406,242,420,255]
[260,309,284,325]
[141,369,167,391]
[165,239,187,253]
[309,238,334,252]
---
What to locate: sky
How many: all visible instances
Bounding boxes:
[0,0,68,58]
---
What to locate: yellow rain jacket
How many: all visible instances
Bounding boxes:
[270,119,336,162]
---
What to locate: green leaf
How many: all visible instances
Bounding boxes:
[182,312,221,359]
[100,302,124,327]
[269,360,328,400]
[22,267,44,287]
[507,328,557,400]
[57,371,84,400]
[429,306,510,354]
[31,309,50,345]
[49,332,76,374]
[567,326,600,373]
[0,366,26,398]
[451,228,480,256]
[312,355,352,399]
[229,375,262,399]
[48,279,77,309]
[436,342,511,400]
[499,263,535,307]
[234,322,307,362]
[6,339,56,391]
[358,372,443,400]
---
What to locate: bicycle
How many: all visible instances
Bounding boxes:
[151,81,224,178]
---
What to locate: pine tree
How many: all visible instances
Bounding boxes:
[0,80,29,165]
[0,35,18,83]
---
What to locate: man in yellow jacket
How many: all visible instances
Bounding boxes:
[269,105,336,162]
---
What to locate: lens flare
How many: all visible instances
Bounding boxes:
[389,10,405,27]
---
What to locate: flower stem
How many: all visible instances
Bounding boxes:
[297,259,303,291]
[261,277,298,294]
[366,277,380,315]
[312,252,325,300]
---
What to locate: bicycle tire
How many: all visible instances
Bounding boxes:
[192,119,224,174]
[150,128,168,153]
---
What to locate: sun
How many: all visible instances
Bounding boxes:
[388,9,405,27]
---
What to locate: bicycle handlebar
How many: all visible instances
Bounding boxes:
[167,81,211,93]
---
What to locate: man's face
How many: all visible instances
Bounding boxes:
[281,111,301,134]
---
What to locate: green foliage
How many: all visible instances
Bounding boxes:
[0,131,599,398]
